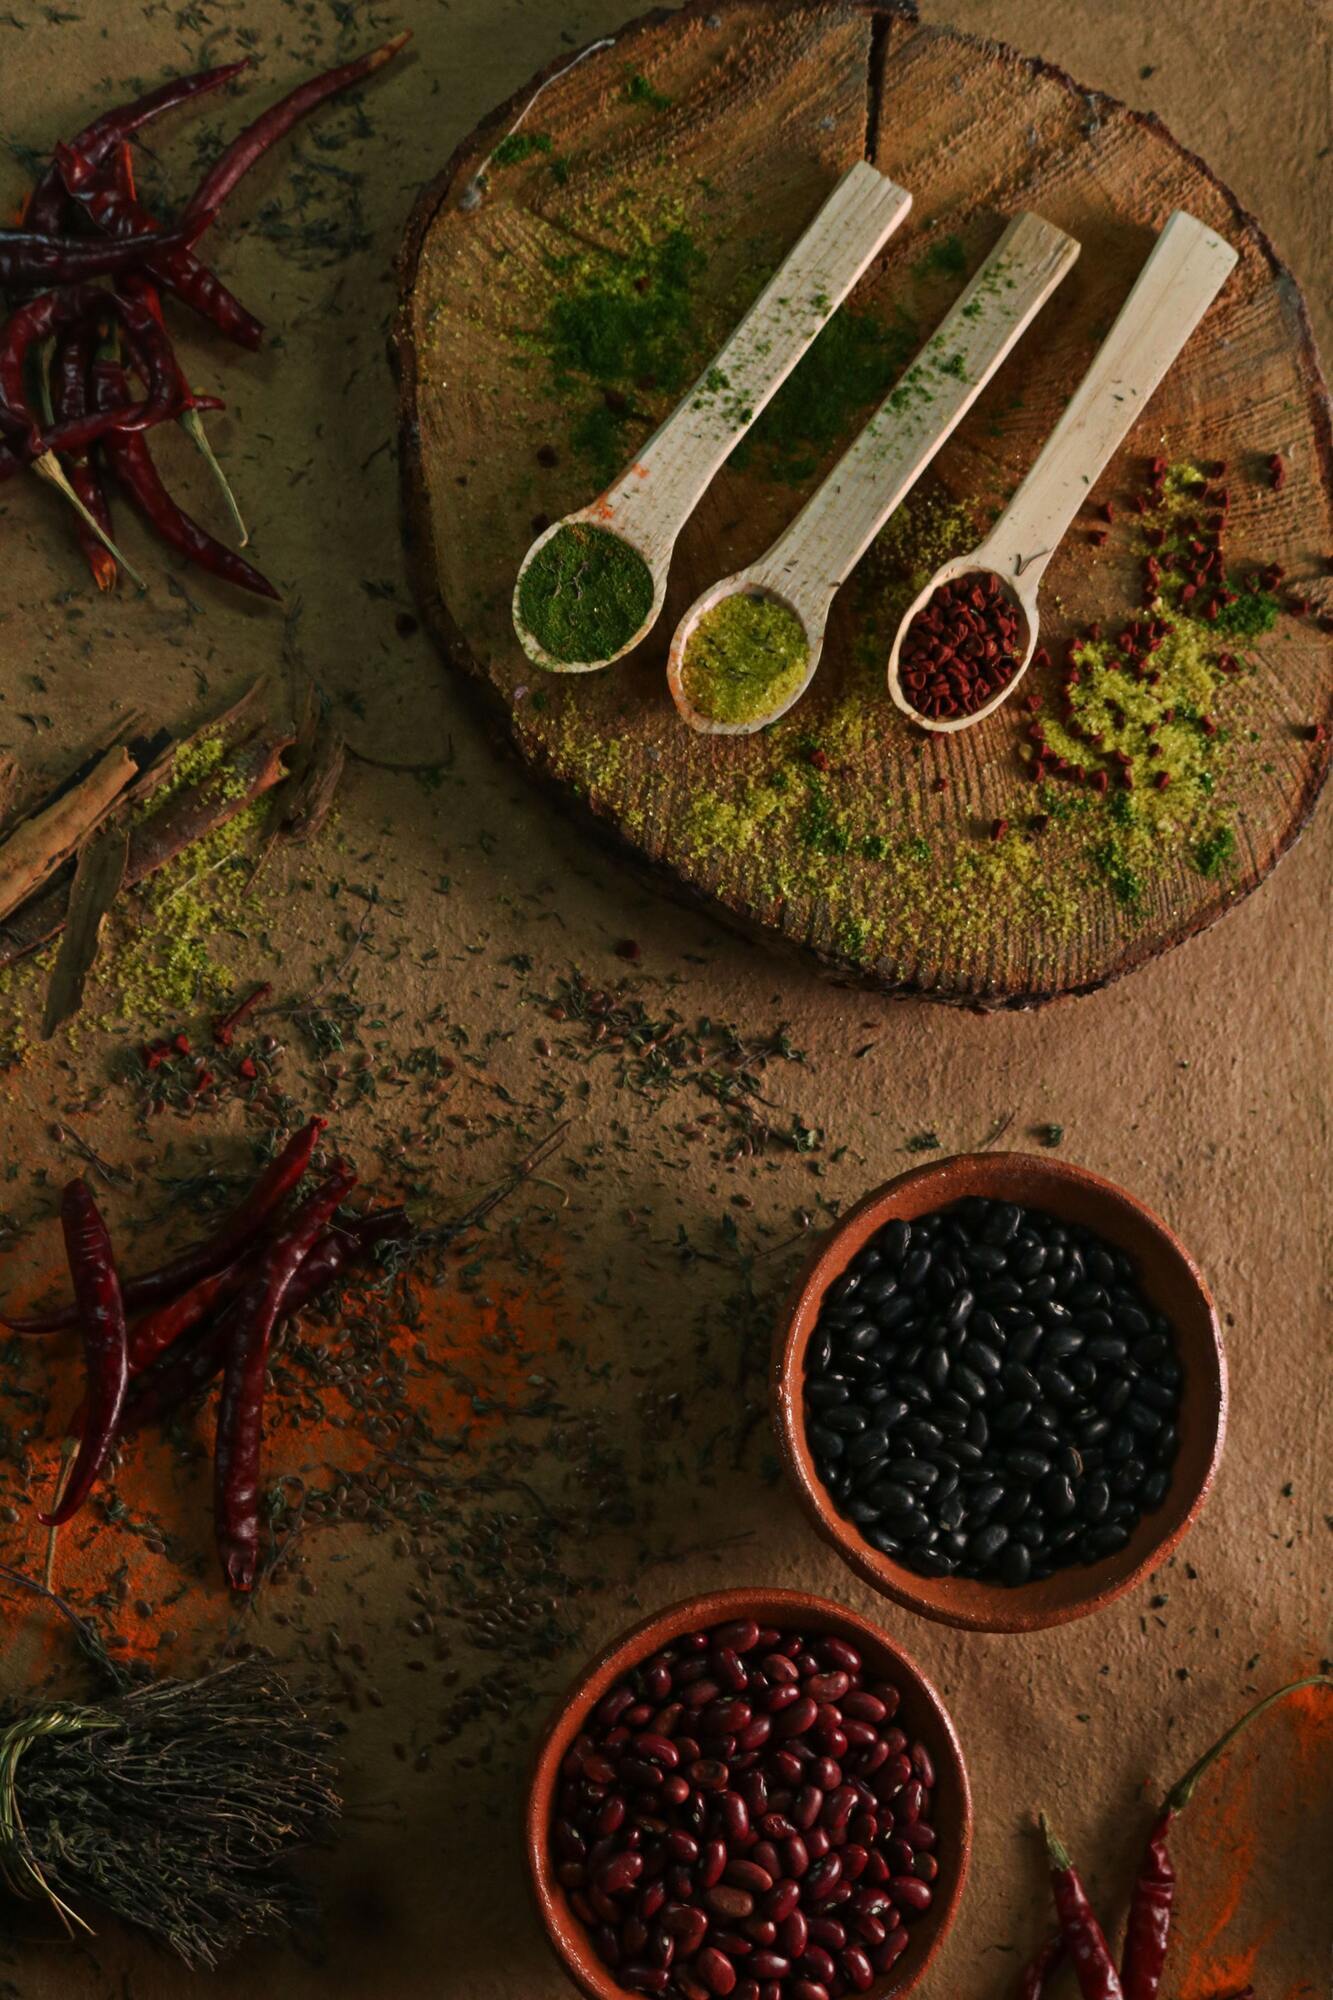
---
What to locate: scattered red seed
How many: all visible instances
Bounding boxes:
[614,939,642,962]
[1267,451,1286,491]
[990,818,1008,840]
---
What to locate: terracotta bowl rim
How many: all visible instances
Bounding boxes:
[772,1151,1228,1634]
[526,1584,973,2000]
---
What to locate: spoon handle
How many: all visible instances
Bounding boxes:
[594,162,911,569]
[749,212,1080,626]
[981,210,1237,585]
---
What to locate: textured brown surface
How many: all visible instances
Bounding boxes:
[0,2,1327,1998]
[398,0,1333,1006]
[772,1152,1226,1633]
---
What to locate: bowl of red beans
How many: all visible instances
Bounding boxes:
[527,1587,971,2000]
[773,1152,1227,1634]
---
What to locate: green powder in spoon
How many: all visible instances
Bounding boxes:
[518,522,654,664]
[680,592,810,725]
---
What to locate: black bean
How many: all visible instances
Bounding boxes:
[1080,1477,1111,1522]
[1040,1471,1077,1518]
[858,1272,899,1306]
[948,1364,986,1405]
[998,1540,1031,1585]
[968,1482,1006,1518]
[1136,1376,1179,1412]
[878,1294,918,1330]
[1113,1458,1146,1495]
[807,1380,850,1408]
[808,1424,844,1461]
[1008,1325,1043,1365]
[845,1497,883,1525]
[996,1487,1030,1525]
[1125,1400,1164,1437]
[886,1460,937,1488]
[968,1522,1009,1561]
[1037,1366,1077,1404]
[899,1418,943,1450]
[1006,1449,1052,1480]
[822,1407,868,1434]
[866,1481,916,1515]
[1142,1468,1170,1509]
[937,1493,965,1530]
[945,1289,976,1330]
[961,1339,1003,1377]
[993,1398,1032,1434]
[902,1248,932,1288]
[1154,1424,1179,1465]
[867,1526,903,1556]
[879,1219,911,1263]
[1043,1329,1085,1362]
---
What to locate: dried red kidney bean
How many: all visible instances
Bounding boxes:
[550,1619,941,1999]
[897,571,1025,720]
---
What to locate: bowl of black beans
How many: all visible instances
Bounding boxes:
[772,1153,1226,1632]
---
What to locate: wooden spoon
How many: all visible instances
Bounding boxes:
[666,212,1080,734]
[886,208,1239,734]
[512,161,912,672]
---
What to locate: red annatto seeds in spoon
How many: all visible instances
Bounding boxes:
[550,1620,940,1999]
[898,572,1024,721]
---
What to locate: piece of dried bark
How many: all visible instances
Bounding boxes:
[0,742,136,924]
[0,727,294,973]
[40,821,129,1039]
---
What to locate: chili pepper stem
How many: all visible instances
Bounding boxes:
[32,452,146,591]
[41,1437,77,1589]
[179,405,248,544]
[1039,1814,1071,1870]
[1162,1675,1333,1813]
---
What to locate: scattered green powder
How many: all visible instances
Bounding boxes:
[1192,823,1237,878]
[1214,584,1279,639]
[491,132,552,167]
[742,308,919,484]
[680,594,809,725]
[913,234,969,280]
[518,522,654,664]
[537,221,705,477]
[109,734,262,1021]
[623,69,671,111]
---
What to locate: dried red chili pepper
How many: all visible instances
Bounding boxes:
[126,1262,248,1374]
[51,318,119,591]
[1118,1810,1174,2000]
[211,979,272,1047]
[1121,1676,1333,2000]
[0,215,201,288]
[38,1180,128,1527]
[69,175,264,351]
[120,1202,409,1438]
[90,342,278,599]
[185,33,411,225]
[0,285,184,455]
[55,60,252,191]
[1016,1934,1065,1998]
[22,59,250,242]
[1040,1817,1123,2000]
[6,1117,325,1331]
[215,1162,355,1590]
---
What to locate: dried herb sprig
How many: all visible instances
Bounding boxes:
[0,1567,338,1966]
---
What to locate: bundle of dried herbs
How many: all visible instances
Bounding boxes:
[0,1572,339,1966]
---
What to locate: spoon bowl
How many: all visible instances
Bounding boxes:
[513,508,665,675]
[666,575,818,733]
[887,551,1039,734]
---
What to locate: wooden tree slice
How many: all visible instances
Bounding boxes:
[396,0,1332,1006]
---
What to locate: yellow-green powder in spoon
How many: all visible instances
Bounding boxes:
[680,593,809,725]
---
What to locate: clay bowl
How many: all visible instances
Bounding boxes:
[527,1586,972,2000]
[773,1152,1226,1634]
